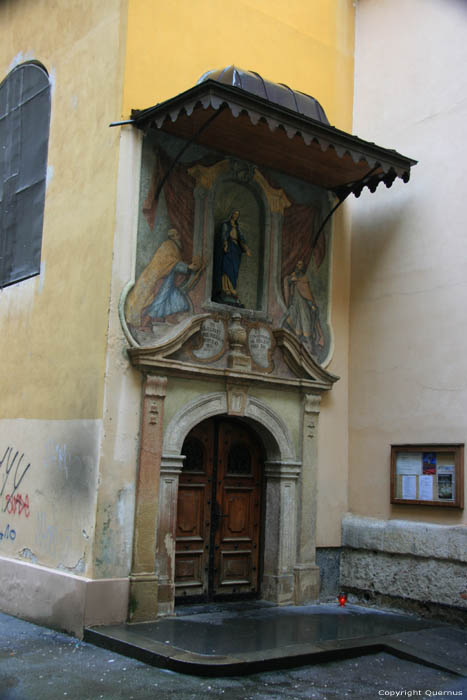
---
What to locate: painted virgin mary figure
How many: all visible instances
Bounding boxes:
[212,210,251,307]
[283,259,324,355]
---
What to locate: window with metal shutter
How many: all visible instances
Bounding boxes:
[0,62,51,287]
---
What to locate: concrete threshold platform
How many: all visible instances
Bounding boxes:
[84,602,467,677]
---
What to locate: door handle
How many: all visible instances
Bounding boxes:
[214,502,227,517]
[213,502,228,531]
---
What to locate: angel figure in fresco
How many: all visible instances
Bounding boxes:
[212,210,251,307]
[126,228,202,328]
[283,259,324,355]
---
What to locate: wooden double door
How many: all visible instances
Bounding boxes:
[175,417,263,601]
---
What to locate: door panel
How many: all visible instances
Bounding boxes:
[213,421,262,597]
[175,418,262,601]
[219,550,252,586]
[174,551,205,590]
[177,485,205,536]
[221,488,254,538]
[175,421,214,598]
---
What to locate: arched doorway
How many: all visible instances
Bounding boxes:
[152,390,317,618]
[175,417,264,602]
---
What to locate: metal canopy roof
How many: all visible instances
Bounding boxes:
[131,68,417,198]
[197,66,331,125]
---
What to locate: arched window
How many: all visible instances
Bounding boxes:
[0,62,51,287]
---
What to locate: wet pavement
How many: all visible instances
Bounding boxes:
[84,601,467,677]
[1,605,466,699]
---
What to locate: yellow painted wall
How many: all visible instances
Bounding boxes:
[122,0,355,131]
[0,0,127,420]
[118,0,356,548]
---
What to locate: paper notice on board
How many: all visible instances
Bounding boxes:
[422,452,436,474]
[419,474,434,500]
[402,474,417,499]
[437,467,454,499]
[396,452,422,475]
[438,465,455,475]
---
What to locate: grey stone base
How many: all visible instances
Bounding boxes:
[340,515,467,617]
[340,548,467,609]
[315,547,341,599]
[262,573,295,605]
[293,564,320,603]
[342,587,467,627]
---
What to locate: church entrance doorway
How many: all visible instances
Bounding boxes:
[174,417,263,602]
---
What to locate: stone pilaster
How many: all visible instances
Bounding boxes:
[294,393,321,603]
[262,461,301,605]
[155,455,184,616]
[129,375,167,622]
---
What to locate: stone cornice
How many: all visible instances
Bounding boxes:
[128,318,339,393]
[273,329,339,388]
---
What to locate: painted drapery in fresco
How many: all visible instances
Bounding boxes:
[123,131,332,366]
[141,146,195,261]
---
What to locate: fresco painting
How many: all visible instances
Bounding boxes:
[212,209,251,308]
[126,229,203,329]
[123,132,333,367]
[212,180,263,310]
[282,259,324,358]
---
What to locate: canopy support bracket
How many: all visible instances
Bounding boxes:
[312,164,381,251]
[151,105,227,205]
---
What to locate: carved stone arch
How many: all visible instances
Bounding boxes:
[156,390,303,615]
[244,396,296,463]
[163,392,226,456]
[162,391,297,464]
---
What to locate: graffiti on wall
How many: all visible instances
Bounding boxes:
[0,441,93,564]
[0,523,16,543]
[0,447,31,514]
[5,493,30,517]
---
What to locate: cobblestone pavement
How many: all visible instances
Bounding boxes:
[1,612,466,700]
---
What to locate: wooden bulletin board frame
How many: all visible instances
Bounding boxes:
[391,444,464,508]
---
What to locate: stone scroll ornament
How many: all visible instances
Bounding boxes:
[248,324,274,372]
[191,317,226,362]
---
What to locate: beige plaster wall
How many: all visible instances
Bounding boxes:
[316,206,351,546]
[349,0,467,525]
[92,127,143,579]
